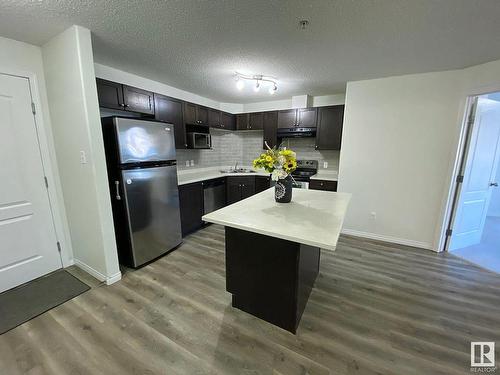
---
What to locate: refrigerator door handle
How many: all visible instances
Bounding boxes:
[115,180,122,200]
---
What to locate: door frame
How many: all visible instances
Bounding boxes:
[439,85,500,252]
[0,66,73,267]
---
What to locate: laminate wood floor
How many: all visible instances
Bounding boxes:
[1,224,499,375]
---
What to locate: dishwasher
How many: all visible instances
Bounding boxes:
[203,178,226,215]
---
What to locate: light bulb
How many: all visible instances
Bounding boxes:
[236,79,244,91]
[254,80,260,92]
[269,84,277,95]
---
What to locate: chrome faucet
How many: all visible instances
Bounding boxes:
[233,162,238,171]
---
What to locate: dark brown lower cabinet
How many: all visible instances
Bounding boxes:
[225,227,320,333]
[255,175,271,193]
[309,179,337,192]
[226,176,256,204]
[178,182,204,236]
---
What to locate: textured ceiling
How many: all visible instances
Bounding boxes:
[1,0,500,103]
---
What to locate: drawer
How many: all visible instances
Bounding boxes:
[309,179,337,191]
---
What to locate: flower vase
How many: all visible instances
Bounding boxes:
[275,175,292,203]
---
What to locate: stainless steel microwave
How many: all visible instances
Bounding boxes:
[186,132,211,149]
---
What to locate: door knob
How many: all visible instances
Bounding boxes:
[490,182,499,187]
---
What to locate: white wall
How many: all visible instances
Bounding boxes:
[42,26,121,284]
[338,70,464,249]
[0,36,73,266]
[339,58,500,251]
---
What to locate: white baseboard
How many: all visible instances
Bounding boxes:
[106,272,122,285]
[74,259,122,285]
[341,229,433,251]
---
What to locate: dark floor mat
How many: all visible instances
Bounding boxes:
[0,270,90,334]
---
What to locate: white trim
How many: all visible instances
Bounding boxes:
[74,259,122,285]
[341,229,432,250]
[105,272,122,285]
[0,65,74,267]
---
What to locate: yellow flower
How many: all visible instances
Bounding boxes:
[265,155,273,163]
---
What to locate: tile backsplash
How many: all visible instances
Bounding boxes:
[176,129,339,171]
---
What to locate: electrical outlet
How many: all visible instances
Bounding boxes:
[79,151,87,164]
[323,161,328,169]
[185,160,190,167]
[370,212,377,219]
[190,160,195,166]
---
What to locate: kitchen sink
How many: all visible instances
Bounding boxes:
[220,168,256,174]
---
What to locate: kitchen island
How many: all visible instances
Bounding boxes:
[202,188,350,333]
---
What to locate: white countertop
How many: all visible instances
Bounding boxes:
[177,166,339,185]
[177,166,269,185]
[310,170,339,181]
[202,188,351,251]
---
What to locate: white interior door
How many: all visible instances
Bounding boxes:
[449,97,500,251]
[0,73,61,293]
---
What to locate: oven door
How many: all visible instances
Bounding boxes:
[291,176,309,189]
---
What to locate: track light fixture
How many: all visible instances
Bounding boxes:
[234,72,278,95]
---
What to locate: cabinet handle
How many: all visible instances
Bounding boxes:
[490,182,499,187]
[115,181,121,200]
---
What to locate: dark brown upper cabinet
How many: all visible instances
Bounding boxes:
[277,109,298,128]
[96,78,154,115]
[277,108,317,128]
[96,79,124,111]
[315,105,344,150]
[154,94,187,149]
[248,112,264,130]
[297,108,317,128]
[122,85,155,115]
[221,112,236,130]
[236,112,264,130]
[236,114,249,130]
[263,111,278,149]
[183,102,208,126]
[208,108,221,128]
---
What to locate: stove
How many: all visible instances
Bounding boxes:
[291,160,318,188]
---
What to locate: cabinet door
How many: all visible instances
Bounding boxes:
[297,108,317,128]
[96,78,124,110]
[183,102,197,125]
[309,179,338,192]
[226,179,242,205]
[248,112,264,130]
[221,112,236,130]
[236,114,249,130]
[255,175,271,193]
[123,85,155,115]
[179,182,204,236]
[240,178,256,199]
[277,109,297,128]
[196,106,208,126]
[208,108,222,128]
[154,94,186,149]
[263,111,278,149]
[315,105,344,150]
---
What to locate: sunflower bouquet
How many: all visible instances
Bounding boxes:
[253,143,297,181]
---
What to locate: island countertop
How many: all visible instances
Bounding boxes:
[202,188,351,251]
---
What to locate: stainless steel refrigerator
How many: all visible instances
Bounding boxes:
[101,117,182,268]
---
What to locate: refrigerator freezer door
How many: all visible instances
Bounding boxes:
[121,165,182,267]
[114,117,176,164]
